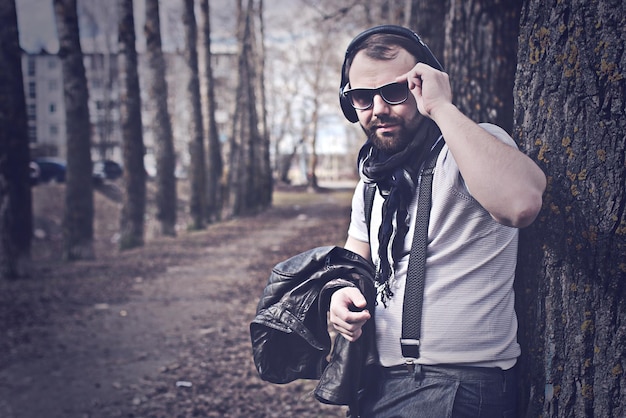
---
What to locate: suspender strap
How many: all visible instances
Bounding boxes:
[364,183,376,237]
[401,139,444,360]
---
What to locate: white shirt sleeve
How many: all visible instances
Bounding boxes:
[347,180,369,244]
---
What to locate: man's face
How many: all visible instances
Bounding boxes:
[348,49,422,154]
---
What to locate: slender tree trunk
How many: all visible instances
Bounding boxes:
[145,0,177,236]
[514,0,626,416]
[0,0,32,278]
[53,0,95,260]
[306,100,319,192]
[228,0,262,216]
[183,0,206,231]
[200,0,223,223]
[255,0,272,208]
[117,0,146,250]
[242,0,262,212]
[445,0,521,133]
[272,98,294,184]
[227,0,244,217]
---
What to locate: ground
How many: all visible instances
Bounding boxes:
[0,180,356,418]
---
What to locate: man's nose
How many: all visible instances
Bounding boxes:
[371,94,391,115]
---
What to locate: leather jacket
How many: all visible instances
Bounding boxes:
[250,246,378,411]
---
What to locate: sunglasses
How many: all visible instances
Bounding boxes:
[342,81,409,110]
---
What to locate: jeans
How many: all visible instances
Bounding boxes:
[357,364,517,418]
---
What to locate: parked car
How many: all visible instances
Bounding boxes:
[29,161,40,185]
[92,160,123,181]
[33,157,66,183]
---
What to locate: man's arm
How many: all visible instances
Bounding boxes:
[327,236,372,342]
[431,105,546,228]
[345,235,371,260]
[398,64,547,228]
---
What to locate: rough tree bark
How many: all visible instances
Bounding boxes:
[409,0,446,67]
[53,0,95,260]
[514,0,626,416]
[0,0,32,278]
[183,0,207,231]
[117,0,146,250]
[145,0,177,236]
[445,0,521,133]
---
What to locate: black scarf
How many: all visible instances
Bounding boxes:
[358,119,441,305]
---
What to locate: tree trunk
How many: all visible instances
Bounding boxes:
[227,0,246,217]
[117,0,146,250]
[183,0,206,231]
[362,0,405,25]
[255,0,272,208]
[144,0,177,236]
[409,0,446,67]
[53,0,95,261]
[199,0,224,223]
[514,0,626,416]
[0,0,32,278]
[243,0,265,212]
[445,0,521,133]
[306,100,319,192]
[228,0,262,217]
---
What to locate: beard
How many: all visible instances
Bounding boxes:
[365,114,422,154]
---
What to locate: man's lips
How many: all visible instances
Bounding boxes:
[375,123,399,132]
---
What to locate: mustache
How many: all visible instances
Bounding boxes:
[366,115,403,130]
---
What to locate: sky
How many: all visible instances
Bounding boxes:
[14,0,287,54]
[15,0,244,53]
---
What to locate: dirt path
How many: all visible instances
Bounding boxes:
[0,186,354,418]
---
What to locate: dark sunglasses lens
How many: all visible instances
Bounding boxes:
[381,83,408,104]
[349,90,373,110]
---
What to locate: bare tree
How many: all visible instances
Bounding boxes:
[301,73,321,191]
[255,0,272,207]
[262,12,309,185]
[145,0,177,236]
[0,0,32,278]
[268,69,298,184]
[117,0,146,250]
[285,19,341,191]
[199,0,224,223]
[445,0,521,133]
[514,0,626,416]
[53,0,95,260]
[228,0,266,216]
[182,0,207,230]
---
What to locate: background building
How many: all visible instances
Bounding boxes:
[21,47,238,175]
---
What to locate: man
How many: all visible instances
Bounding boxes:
[329,25,546,417]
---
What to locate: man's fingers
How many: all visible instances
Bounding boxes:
[332,322,363,342]
[329,287,371,342]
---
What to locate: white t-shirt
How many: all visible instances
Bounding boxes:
[348,123,520,369]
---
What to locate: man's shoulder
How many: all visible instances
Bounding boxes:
[477,123,517,148]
